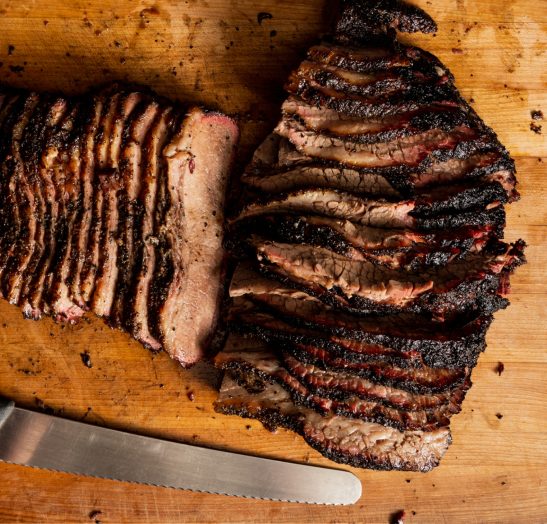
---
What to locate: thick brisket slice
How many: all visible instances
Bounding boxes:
[151,109,238,365]
[215,376,451,472]
[109,98,160,325]
[232,188,505,231]
[254,241,523,318]
[244,133,515,200]
[126,107,175,351]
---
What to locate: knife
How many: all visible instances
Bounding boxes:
[0,397,361,505]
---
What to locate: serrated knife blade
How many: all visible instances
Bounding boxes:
[0,397,361,504]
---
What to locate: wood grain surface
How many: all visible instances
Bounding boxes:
[0,1,545,522]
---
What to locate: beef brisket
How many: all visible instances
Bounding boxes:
[215,0,525,470]
[0,84,239,366]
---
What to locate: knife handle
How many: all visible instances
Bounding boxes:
[0,397,15,429]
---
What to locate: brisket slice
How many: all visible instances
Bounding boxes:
[232,293,491,369]
[282,97,473,145]
[215,376,451,472]
[253,241,523,319]
[217,344,467,431]
[232,188,506,232]
[125,106,175,351]
[109,98,160,325]
[305,42,447,76]
[276,114,479,169]
[244,133,516,200]
[20,97,70,319]
[229,215,495,270]
[0,93,40,304]
[149,108,238,365]
[287,62,443,103]
[79,91,120,303]
[218,335,469,411]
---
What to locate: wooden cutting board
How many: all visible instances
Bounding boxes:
[0,1,545,522]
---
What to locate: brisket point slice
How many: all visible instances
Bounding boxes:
[215,376,451,472]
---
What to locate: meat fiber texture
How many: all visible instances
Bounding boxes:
[0,83,239,366]
[214,0,526,471]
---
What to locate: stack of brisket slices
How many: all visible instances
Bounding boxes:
[213,1,526,472]
[0,83,238,366]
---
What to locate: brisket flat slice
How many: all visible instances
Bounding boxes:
[232,188,506,232]
[125,107,175,351]
[229,215,495,270]
[215,376,451,472]
[243,132,517,201]
[150,108,238,365]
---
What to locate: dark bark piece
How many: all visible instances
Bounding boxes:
[215,376,451,472]
[336,1,438,38]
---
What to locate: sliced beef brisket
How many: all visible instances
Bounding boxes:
[215,376,451,472]
[0,84,239,366]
